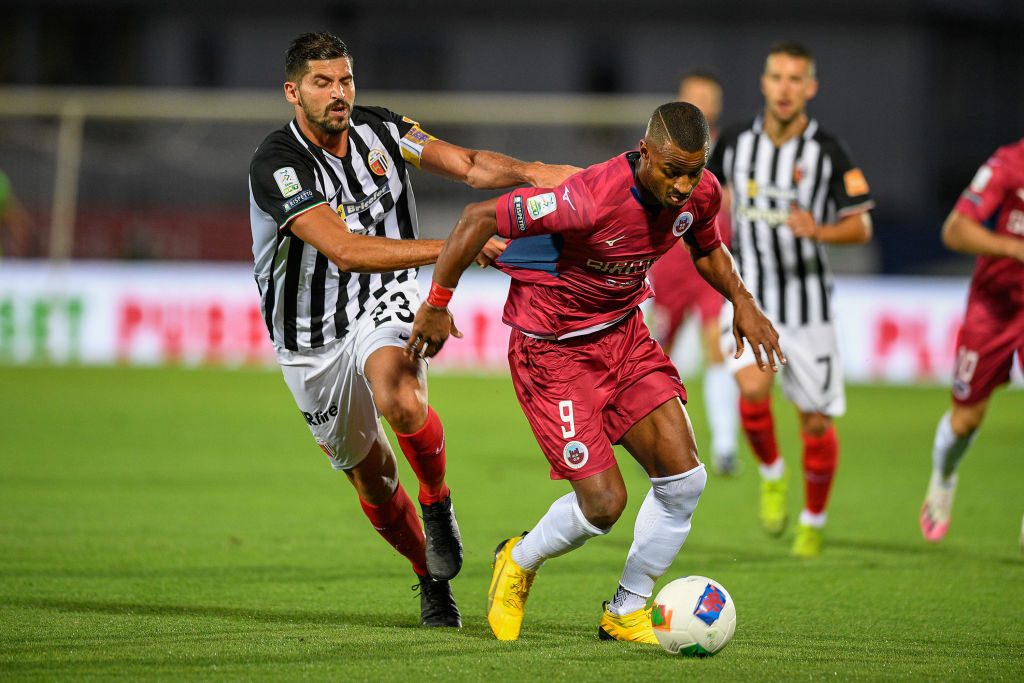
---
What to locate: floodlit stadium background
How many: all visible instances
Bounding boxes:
[0,0,1022,384]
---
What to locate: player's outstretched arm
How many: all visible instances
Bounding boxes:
[693,244,785,372]
[942,209,1024,262]
[788,205,872,244]
[418,139,580,190]
[407,198,500,360]
[290,205,444,273]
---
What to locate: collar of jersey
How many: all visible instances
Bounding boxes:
[625,151,662,212]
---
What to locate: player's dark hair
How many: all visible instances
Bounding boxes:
[646,102,709,153]
[766,41,816,78]
[286,32,351,82]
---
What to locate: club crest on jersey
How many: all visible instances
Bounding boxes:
[273,167,302,198]
[562,440,589,469]
[527,192,557,220]
[367,149,390,176]
[672,211,694,236]
[693,582,727,626]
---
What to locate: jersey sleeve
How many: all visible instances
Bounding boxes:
[355,105,438,169]
[955,152,1012,224]
[249,138,327,233]
[682,171,723,256]
[494,176,590,239]
[826,138,874,217]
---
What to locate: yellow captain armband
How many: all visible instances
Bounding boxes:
[400,123,437,168]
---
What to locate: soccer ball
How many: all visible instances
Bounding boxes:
[651,576,736,656]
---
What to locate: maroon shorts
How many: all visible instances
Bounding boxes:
[652,281,724,350]
[951,295,1024,405]
[507,310,687,480]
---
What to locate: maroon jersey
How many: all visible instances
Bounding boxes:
[494,151,722,339]
[955,138,1024,306]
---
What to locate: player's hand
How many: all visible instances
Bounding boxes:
[527,163,582,188]
[475,237,507,268]
[407,304,463,360]
[732,296,785,372]
[787,203,818,239]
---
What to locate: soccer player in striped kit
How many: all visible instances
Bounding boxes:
[248,32,577,626]
[919,139,1024,548]
[708,43,874,557]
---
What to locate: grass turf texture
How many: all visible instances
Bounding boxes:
[1,366,1021,680]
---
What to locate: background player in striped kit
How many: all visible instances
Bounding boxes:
[708,42,874,557]
[248,32,578,626]
[918,139,1024,548]
[648,71,740,476]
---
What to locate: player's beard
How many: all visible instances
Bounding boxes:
[299,93,350,136]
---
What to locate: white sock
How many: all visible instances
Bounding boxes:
[704,363,739,458]
[932,411,975,482]
[612,464,707,614]
[799,509,827,528]
[511,492,607,571]
[759,458,785,481]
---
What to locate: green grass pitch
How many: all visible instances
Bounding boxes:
[1,366,1021,680]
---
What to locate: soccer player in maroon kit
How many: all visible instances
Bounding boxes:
[648,71,739,475]
[408,102,784,642]
[920,138,1024,548]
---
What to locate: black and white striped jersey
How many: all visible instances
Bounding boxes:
[249,106,435,352]
[708,116,874,326]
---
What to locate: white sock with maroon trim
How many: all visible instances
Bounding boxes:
[511,492,607,571]
[610,464,707,614]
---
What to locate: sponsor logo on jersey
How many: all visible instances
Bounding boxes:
[283,189,314,212]
[793,165,804,185]
[562,440,589,469]
[303,403,339,426]
[672,211,694,237]
[1006,209,1024,236]
[338,184,392,219]
[737,205,791,226]
[274,167,302,198]
[693,582,727,626]
[585,257,656,275]
[969,164,993,193]
[526,192,557,220]
[746,179,759,199]
[367,149,390,176]
[843,168,869,196]
[513,195,527,232]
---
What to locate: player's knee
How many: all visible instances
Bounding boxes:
[950,404,985,437]
[800,413,831,438]
[579,488,627,529]
[380,390,428,434]
[653,465,707,515]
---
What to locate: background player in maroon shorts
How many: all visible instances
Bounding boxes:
[648,71,739,475]
[407,102,783,643]
[919,138,1024,547]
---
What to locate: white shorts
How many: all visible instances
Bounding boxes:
[276,282,422,470]
[720,306,846,416]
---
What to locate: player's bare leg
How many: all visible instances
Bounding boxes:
[346,432,460,627]
[597,397,707,644]
[701,320,739,476]
[364,346,462,580]
[793,411,836,557]
[736,363,787,535]
[921,400,984,543]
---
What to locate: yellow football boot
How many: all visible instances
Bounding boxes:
[597,602,659,644]
[759,476,788,537]
[486,536,536,641]
[792,523,824,558]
